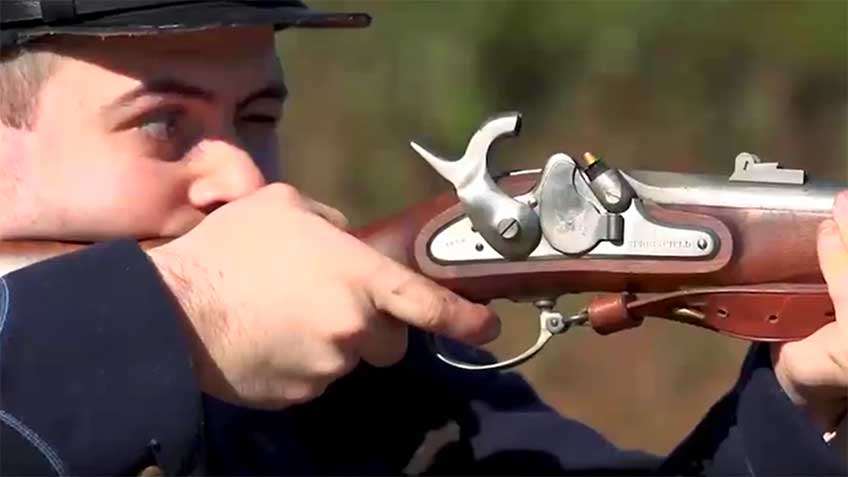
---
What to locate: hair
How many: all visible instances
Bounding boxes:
[0,41,59,129]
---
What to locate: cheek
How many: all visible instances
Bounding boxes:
[45,158,202,240]
[100,166,180,212]
[91,163,204,237]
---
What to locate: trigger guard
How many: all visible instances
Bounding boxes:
[426,331,553,371]
[426,309,564,371]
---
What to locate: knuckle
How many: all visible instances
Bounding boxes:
[314,352,357,379]
[420,289,450,331]
[363,260,394,296]
[282,380,327,405]
[265,182,302,204]
[325,313,368,348]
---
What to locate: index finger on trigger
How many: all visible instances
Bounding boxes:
[367,257,501,346]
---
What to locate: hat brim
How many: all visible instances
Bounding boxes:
[2,1,370,48]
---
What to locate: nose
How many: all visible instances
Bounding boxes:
[187,139,268,211]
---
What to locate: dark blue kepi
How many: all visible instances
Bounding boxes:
[0,0,371,49]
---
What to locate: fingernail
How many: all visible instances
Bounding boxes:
[820,219,837,235]
[819,221,843,251]
[835,192,848,217]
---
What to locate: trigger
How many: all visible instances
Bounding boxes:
[426,299,586,372]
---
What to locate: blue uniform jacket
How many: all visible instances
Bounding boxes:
[0,241,844,475]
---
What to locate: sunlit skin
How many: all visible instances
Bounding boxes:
[0,27,283,241]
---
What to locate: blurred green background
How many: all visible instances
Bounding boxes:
[276,0,847,455]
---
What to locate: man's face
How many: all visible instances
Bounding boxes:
[0,27,284,240]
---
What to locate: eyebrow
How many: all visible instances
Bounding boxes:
[106,78,288,114]
[237,84,288,110]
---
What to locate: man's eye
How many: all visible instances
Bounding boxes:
[139,110,182,141]
[241,114,280,125]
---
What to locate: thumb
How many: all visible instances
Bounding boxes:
[366,256,500,346]
[818,217,848,324]
[302,197,350,230]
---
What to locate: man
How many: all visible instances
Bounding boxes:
[0,1,845,475]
